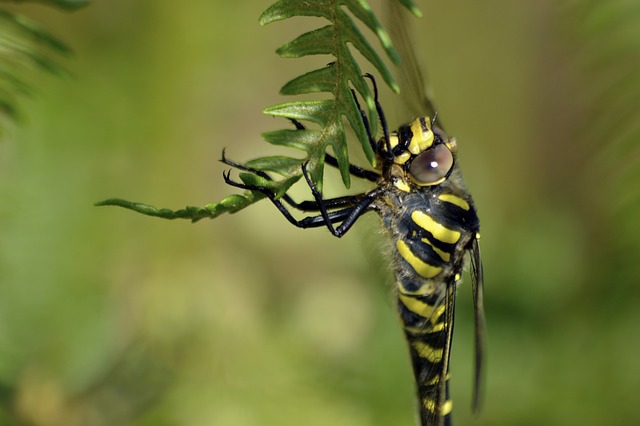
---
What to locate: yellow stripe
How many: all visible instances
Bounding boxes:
[393,178,411,192]
[404,323,445,333]
[389,134,399,149]
[394,151,411,164]
[421,238,451,262]
[422,398,453,415]
[423,372,450,386]
[412,340,443,363]
[438,193,470,211]
[398,293,446,332]
[411,211,460,244]
[423,398,437,413]
[398,280,436,297]
[442,400,453,415]
[398,293,442,318]
[396,240,442,278]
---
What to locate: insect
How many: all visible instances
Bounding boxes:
[222,5,485,425]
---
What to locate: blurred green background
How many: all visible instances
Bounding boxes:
[1,1,639,425]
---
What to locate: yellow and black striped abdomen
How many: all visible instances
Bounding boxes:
[378,186,479,426]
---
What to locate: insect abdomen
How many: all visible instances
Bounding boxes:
[397,277,453,425]
[383,190,478,426]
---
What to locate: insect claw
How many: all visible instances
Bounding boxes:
[288,118,305,130]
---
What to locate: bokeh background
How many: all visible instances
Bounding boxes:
[1,1,639,425]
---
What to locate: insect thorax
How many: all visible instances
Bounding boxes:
[371,115,479,293]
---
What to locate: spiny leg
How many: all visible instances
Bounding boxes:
[221,149,302,209]
[350,90,378,155]
[300,162,384,237]
[221,151,365,212]
[363,73,392,157]
[223,170,367,230]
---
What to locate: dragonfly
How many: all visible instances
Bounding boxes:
[223,4,485,425]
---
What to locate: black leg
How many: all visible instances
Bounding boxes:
[351,88,378,155]
[223,165,383,237]
[223,170,371,232]
[300,163,384,237]
[289,119,379,182]
[364,73,391,158]
[220,74,391,236]
[221,152,369,212]
[324,154,379,182]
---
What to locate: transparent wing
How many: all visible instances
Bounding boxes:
[386,0,445,130]
[469,237,486,413]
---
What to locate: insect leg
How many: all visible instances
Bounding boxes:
[223,171,367,231]
[324,154,379,182]
[300,162,384,237]
[221,152,369,212]
[289,119,379,182]
[364,73,392,157]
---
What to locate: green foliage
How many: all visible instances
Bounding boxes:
[563,0,640,290]
[6,0,90,10]
[94,173,301,223]
[0,2,90,133]
[35,0,90,10]
[98,0,421,221]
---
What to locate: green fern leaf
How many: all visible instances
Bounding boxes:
[98,0,421,221]
[397,0,422,17]
[259,0,400,192]
[96,174,301,223]
[0,8,75,129]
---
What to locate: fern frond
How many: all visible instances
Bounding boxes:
[0,8,74,130]
[99,0,421,221]
[258,0,401,192]
[95,173,301,223]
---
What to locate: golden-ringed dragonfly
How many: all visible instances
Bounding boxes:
[223,9,485,426]
[223,74,484,425]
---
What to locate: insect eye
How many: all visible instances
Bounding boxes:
[408,144,454,185]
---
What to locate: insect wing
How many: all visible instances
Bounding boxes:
[469,237,486,412]
[386,1,444,130]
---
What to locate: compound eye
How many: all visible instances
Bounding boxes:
[408,144,454,185]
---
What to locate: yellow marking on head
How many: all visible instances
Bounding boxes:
[411,175,446,187]
[393,178,411,192]
[394,151,411,165]
[412,340,443,363]
[421,238,451,262]
[408,118,434,154]
[442,400,453,415]
[411,211,461,244]
[438,193,470,211]
[396,240,443,278]
[454,273,461,282]
[476,232,481,239]
[388,134,399,150]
